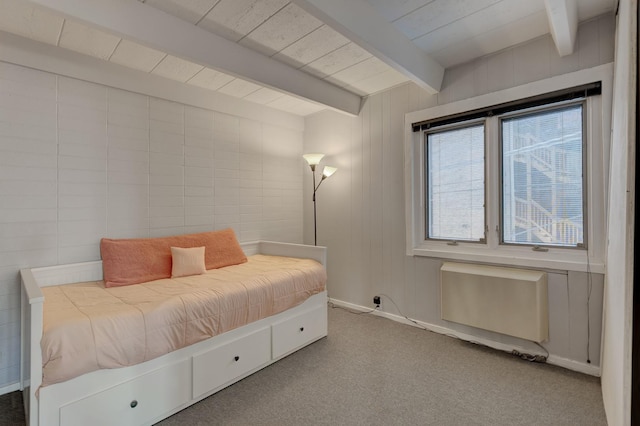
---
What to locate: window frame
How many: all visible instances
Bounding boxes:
[498,100,588,249]
[404,65,612,273]
[424,119,487,244]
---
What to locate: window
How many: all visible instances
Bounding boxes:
[426,123,485,242]
[406,72,608,272]
[501,103,585,247]
[422,101,585,249]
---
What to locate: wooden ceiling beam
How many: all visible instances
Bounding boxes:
[293,0,444,94]
[27,0,362,115]
[544,0,578,57]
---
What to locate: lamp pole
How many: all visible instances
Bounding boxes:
[312,165,318,246]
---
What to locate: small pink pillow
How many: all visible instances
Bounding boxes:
[171,246,206,278]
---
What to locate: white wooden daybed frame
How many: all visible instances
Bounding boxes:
[20,241,328,426]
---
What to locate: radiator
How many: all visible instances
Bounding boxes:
[440,262,548,342]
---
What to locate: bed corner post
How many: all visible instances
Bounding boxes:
[21,268,44,426]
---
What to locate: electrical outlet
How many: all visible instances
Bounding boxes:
[373,295,381,307]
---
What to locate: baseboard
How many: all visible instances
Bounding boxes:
[546,354,601,376]
[0,381,20,396]
[329,298,601,377]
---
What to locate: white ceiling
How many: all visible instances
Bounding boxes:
[0,0,617,116]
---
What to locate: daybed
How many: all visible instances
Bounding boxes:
[20,230,327,426]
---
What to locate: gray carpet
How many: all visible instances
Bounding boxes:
[159,307,606,426]
[0,390,23,426]
[0,306,606,426]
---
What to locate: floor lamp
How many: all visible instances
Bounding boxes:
[303,154,337,246]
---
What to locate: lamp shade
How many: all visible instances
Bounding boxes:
[303,153,324,166]
[322,166,337,178]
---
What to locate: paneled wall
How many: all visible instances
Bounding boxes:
[304,14,614,371]
[0,61,303,390]
[601,2,636,424]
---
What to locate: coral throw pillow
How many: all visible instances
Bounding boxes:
[171,246,206,278]
[100,228,247,287]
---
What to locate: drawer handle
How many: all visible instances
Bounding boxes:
[234,356,240,362]
[130,400,138,408]
[299,327,304,332]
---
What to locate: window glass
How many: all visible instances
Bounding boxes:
[426,124,485,241]
[501,104,584,246]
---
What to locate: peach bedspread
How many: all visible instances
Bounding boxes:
[40,255,326,387]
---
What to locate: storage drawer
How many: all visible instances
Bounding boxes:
[192,327,271,398]
[272,304,327,359]
[59,360,190,426]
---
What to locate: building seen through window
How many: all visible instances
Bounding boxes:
[502,104,584,247]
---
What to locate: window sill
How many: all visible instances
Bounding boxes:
[410,244,604,273]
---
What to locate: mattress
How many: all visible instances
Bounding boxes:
[40,254,326,387]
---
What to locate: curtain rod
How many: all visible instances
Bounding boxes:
[412,81,601,132]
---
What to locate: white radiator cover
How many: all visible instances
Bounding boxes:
[440,262,549,342]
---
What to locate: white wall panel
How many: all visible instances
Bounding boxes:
[213,112,241,235]
[305,15,613,369]
[107,88,150,239]
[184,105,214,234]
[239,121,263,242]
[262,124,303,243]
[57,78,107,264]
[0,61,57,387]
[601,2,636,423]
[0,60,304,391]
[149,98,185,237]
